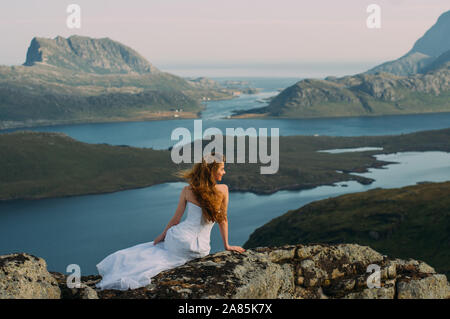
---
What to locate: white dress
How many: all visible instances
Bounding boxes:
[95,201,215,291]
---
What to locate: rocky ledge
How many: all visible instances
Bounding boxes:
[1,244,449,299]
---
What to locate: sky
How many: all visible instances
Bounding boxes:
[0,0,449,77]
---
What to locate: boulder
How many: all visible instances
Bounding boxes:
[397,274,450,299]
[1,244,449,299]
[0,253,60,299]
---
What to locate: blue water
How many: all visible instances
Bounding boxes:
[1,151,450,275]
[1,77,450,276]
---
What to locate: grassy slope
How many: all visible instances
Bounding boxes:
[0,131,182,200]
[243,181,450,277]
[272,89,450,119]
[0,64,233,126]
[239,63,450,119]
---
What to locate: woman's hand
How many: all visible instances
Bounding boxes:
[153,233,165,245]
[225,245,246,253]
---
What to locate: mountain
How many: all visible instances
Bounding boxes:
[244,181,450,278]
[23,35,161,74]
[365,52,434,76]
[235,62,450,118]
[420,49,450,73]
[233,10,450,119]
[366,10,450,76]
[0,35,238,130]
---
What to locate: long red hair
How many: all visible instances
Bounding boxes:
[176,152,226,223]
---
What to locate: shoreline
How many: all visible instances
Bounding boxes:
[229,109,450,120]
[0,154,399,203]
[2,147,448,203]
[0,90,255,131]
[4,108,450,131]
[0,111,201,132]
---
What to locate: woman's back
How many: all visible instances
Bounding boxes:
[164,200,215,259]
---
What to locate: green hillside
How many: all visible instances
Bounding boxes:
[244,181,450,277]
[1,127,450,201]
[0,35,238,129]
[0,131,181,200]
[233,65,450,119]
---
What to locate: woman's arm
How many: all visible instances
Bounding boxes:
[218,185,245,253]
[218,219,229,249]
[154,187,187,244]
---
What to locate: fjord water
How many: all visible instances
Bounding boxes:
[1,77,450,275]
[1,151,450,275]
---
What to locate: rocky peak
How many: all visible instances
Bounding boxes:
[408,10,450,58]
[23,35,160,75]
[366,10,450,76]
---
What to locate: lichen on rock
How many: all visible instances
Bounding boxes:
[0,253,60,299]
[1,244,449,299]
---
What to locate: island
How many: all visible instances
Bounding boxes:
[1,127,449,201]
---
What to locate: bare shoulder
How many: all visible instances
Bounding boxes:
[183,185,192,198]
[183,185,193,196]
[215,184,229,195]
[183,185,201,206]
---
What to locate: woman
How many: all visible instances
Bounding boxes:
[95,152,245,291]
